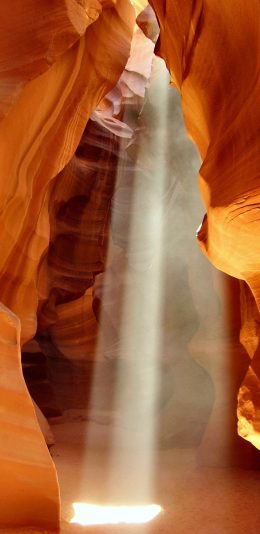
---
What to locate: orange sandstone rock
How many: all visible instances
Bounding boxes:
[37,118,120,327]
[238,282,260,449]
[0,303,59,530]
[0,0,135,346]
[36,25,154,362]
[0,0,109,117]
[50,289,98,361]
[0,2,134,529]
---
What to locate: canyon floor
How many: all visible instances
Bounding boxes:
[50,417,260,534]
[1,414,259,534]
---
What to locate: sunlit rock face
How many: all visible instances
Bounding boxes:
[0,0,134,529]
[0,303,59,530]
[0,0,105,118]
[149,0,260,450]
[0,0,134,347]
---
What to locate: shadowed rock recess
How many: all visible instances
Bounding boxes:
[0,0,259,531]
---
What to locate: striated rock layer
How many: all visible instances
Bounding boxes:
[37,119,120,326]
[0,0,107,118]
[37,22,155,361]
[0,0,135,529]
[0,303,59,530]
[0,0,134,347]
[37,119,121,363]
[148,0,260,450]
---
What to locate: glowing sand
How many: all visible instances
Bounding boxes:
[71,502,162,525]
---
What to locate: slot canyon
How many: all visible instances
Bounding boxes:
[0,1,259,532]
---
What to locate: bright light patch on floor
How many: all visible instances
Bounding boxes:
[71,503,162,525]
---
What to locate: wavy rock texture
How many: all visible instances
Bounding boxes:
[0,0,134,529]
[37,24,154,361]
[149,0,260,450]
[0,303,59,530]
[37,119,120,362]
[39,118,120,313]
[0,0,134,347]
[0,0,106,118]
[50,289,98,361]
